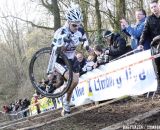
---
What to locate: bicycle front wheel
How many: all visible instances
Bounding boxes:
[29,47,73,98]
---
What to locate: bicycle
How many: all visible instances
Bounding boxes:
[29,36,86,98]
[150,35,160,81]
[151,35,160,56]
[149,35,160,98]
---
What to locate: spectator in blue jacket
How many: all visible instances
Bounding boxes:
[120,9,150,50]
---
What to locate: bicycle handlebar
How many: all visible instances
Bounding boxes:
[79,38,86,42]
[52,36,87,48]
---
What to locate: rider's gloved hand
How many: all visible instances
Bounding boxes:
[79,37,86,42]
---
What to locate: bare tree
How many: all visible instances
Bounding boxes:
[79,0,88,32]
[40,0,61,31]
[115,0,126,32]
[95,0,102,42]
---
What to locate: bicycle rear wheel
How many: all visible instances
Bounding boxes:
[29,47,73,98]
[151,39,160,83]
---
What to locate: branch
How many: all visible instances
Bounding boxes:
[41,0,52,9]
[59,1,68,8]
[1,15,54,30]
[105,0,116,23]
[83,0,115,18]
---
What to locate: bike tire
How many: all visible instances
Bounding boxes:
[151,45,160,80]
[29,47,73,98]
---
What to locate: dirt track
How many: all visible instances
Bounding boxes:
[1,95,160,130]
[24,96,160,130]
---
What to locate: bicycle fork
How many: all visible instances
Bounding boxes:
[47,46,66,76]
[47,46,57,74]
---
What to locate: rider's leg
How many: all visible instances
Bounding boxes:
[47,58,79,115]
[64,72,79,100]
[61,58,79,115]
[61,72,79,115]
[46,73,64,93]
[46,62,66,93]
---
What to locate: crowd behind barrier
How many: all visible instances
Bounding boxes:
[1,98,30,120]
[1,97,56,120]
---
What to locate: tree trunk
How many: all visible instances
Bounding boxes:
[115,0,126,32]
[79,0,88,33]
[95,0,102,43]
[41,0,61,31]
[51,0,61,31]
[138,0,143,8]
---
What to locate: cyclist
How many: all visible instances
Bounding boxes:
[49,4,90,116]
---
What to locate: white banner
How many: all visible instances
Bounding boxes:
[71,50,157,105]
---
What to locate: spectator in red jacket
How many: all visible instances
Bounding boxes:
[3,105,9,113]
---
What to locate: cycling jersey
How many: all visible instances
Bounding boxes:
[52,22,89,59]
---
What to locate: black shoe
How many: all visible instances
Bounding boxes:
[61,109,70,117]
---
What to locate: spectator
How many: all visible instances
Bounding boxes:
[93,45,109,67]
[12,103,16,112]
[32,94,41,114]
[120,9,150,50]
[103,30,128,60]
[2,105,9,113]
[21,98,30,117]
[139,0,160,47]
[81,54,96,74]
[8,103,13,112]
[74,52,87,75]
[138,0,160,93]
[15,99,23,118]
[15,101,20,112]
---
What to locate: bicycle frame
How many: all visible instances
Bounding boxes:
[47,38,65,74]
[47,46,58,74]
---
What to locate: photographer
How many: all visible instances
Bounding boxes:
[103,30,128,61]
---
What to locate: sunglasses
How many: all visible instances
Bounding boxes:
[71,24,79,27]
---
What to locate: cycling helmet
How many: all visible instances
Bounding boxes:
[65,4,83,22]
